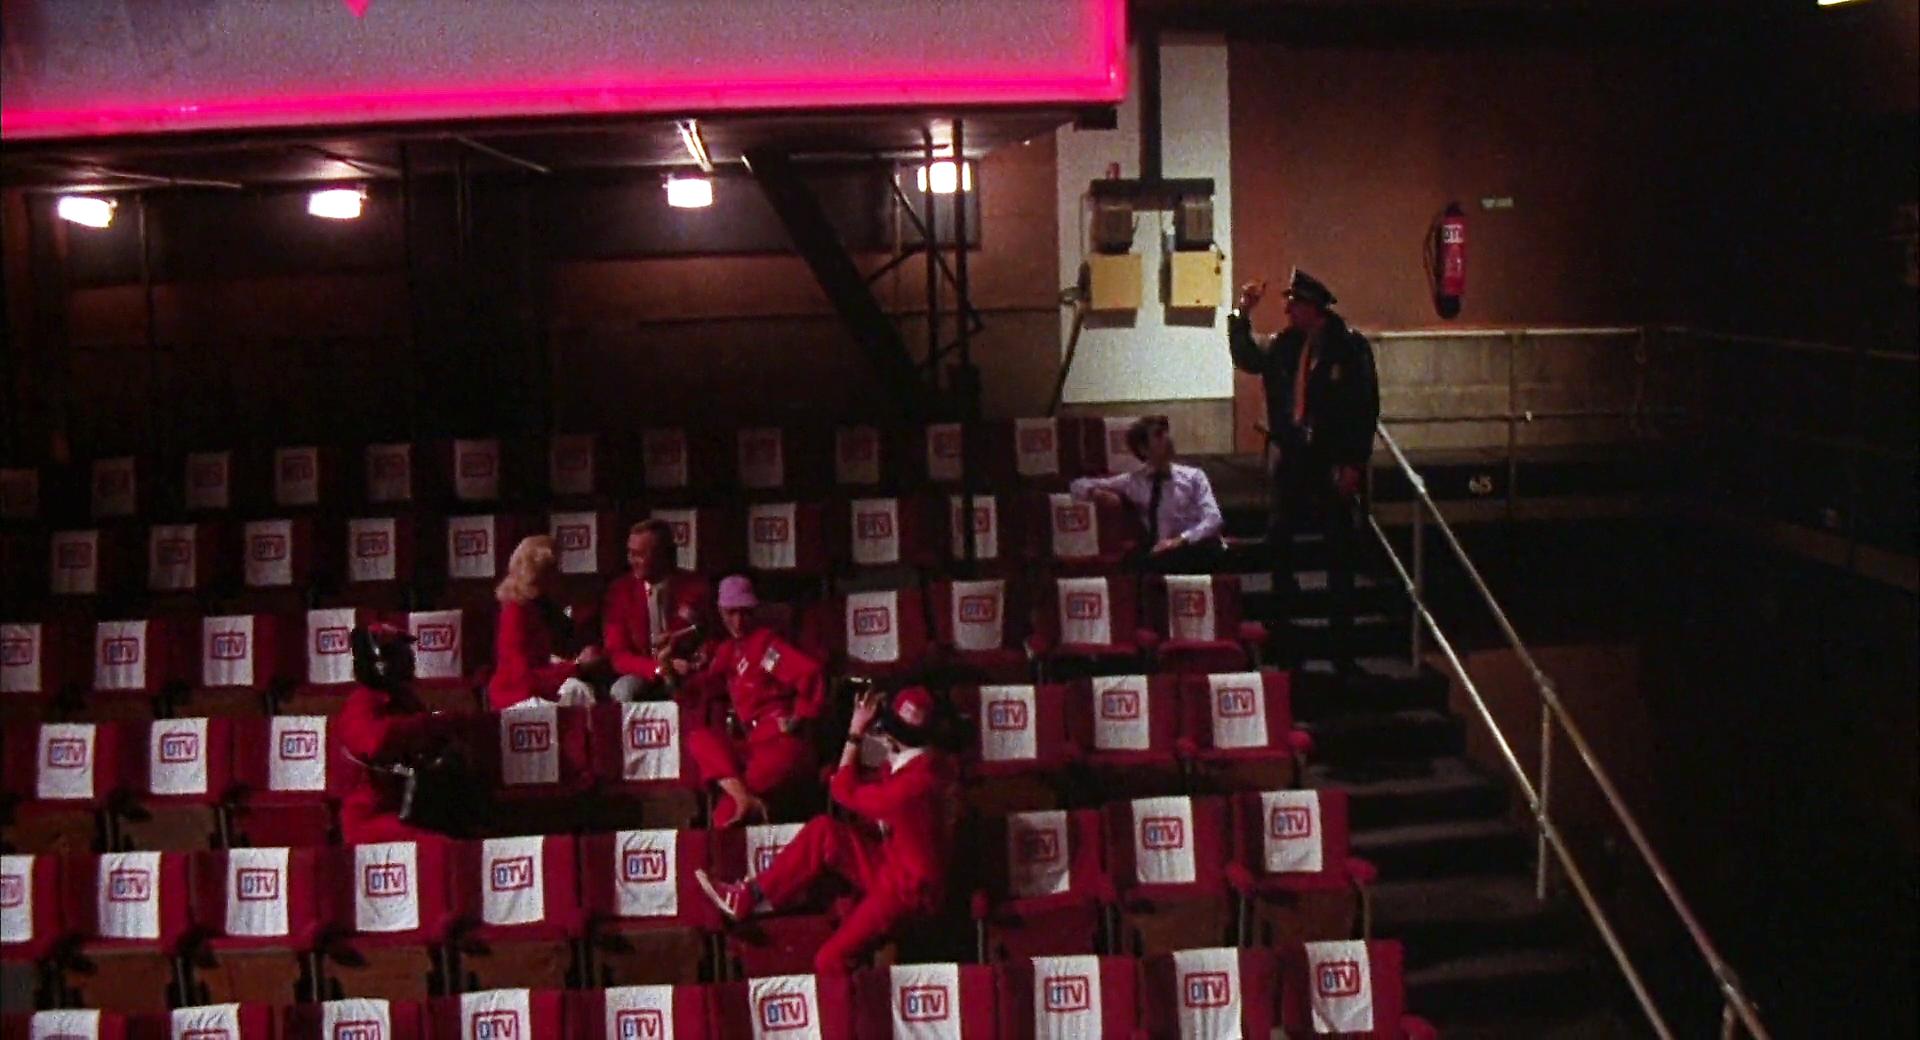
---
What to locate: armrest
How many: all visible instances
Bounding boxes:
[1235,620,1268,645]
[1174,736,1199,757]
[1400,1015,1440,1040]
[969,890,991,922]
[1223,863,1256,896]
[1286,728,1315,757]
[1344,857,1379,887]
[1133,627,1161,651]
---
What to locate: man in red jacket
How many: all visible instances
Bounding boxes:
[695,686,959,976]
[603,519,716,702]
[684,574,826,827]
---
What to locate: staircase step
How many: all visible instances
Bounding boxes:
[1370,874,1576,967]
[1437,1013,1652,1040]
[1292,656,1450,718]
[1309,756,1508,828]
[1285,611,1406,656]
[1301,709,1465,765]
[1405,947,1602,1026]
[1350,818,1532,878]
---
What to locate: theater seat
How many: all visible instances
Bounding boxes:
[567,983,716,1039]
[1147,574,1264,673]
[337,514,420,611]
[1228,789,1372,951]
[711,823,843,979]
[1,1009,131,1040]
[186,846,331,1006]
[1031,576,1153,681]
[433,513,523,611]
[0,619,88,724]
[579,828,720,987]
[0,853,70,1006]
[426,987,566,1038]
[118,716,236,850]
[994,954,1142,1040]
[1067,674,1185,800]
[132,1001,276,1040]
[279,607,395,716]
[548,509,619,603]
[711,973,854,1038]
[832,424,895,491]
[1030,492,1142,573]
[143,521,231,601]
[321,838,457,1003]
[951,684,1075,816]
[226,714,347,848]
[586,701,705,832]
[180,613,300,718]
[645,506,739,579]
[451,835,586,992]
[1279,939,1435,1039]
[406,608,487,715]
[281,996,426,1040]
[59,851,194,1013]
[834,495,939,574]
[852,962,998,1038]
[1179,670,1308,794]
[640,428,729,503]
[1142,946,1279,1039]
[830,587,931,682]
[969,810,1112,963]
[743,501,830,579]
[1104,797,1237,956]
[234,518,323,616]
[939,492,1023,573]
[925,578,1032,685]
[4,721,127,855]
[86,617,195,721]
[476,704,594,831]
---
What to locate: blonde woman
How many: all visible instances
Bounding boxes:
[488,534,602,710]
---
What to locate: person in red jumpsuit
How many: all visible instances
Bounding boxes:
[695,685,959,976]
[603,519,716,703]
[339,623,464,844]
[683,574,826,827]
[488,533,601,711]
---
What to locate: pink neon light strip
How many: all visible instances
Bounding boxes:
[3,1,1125,140]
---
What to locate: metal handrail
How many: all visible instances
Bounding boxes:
[1370,421,1772,1040]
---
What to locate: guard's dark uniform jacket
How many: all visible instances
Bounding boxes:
[1228,311,1380,470]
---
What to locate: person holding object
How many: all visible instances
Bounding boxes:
[694,686,959,976]
[1229,268,1380,673]
[488,534,601,710]
[603,518,716,702]
[682,574,825,827]
[339,624,466,843]
[1069,414,1226,573]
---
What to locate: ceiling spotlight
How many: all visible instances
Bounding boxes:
[308,187,366,220]
[917,160,972,195]
[666,176,713,209]
[56,195,116,228]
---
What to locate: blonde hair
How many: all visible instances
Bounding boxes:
[496,534,558,604]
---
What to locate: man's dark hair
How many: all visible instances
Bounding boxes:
[1125,414,1172,460]
[629,518,679,568]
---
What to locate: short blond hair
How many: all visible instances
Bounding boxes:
[496,534,557,603]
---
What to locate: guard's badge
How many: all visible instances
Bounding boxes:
[1329,364,1343,382]
[760,645,782,673]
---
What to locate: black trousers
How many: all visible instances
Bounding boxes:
[1134,537,1227,575]
[1268,447,1358,666]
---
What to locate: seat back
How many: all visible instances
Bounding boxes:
[5,1009,132,1039]
[1180,671,1295,754]
[281,997,426,1040]
[427,988,567,1039]
[1067,675,1182,756]
[230,714,351,801]
[579,829,719,931]
[197,614,302,691]
[589,701,699,793]
[0,853,69,961]
[30,720,128,807]
[92,618,195,696]
[1142,946,1279,1039]
[188,846,330,949]
[1234,789,1353,884]
[995,954,1142,1040]
[1038,577,1140,651]
[144,1002,278,1040]
[953,685,1073,769]
[743,501,830,576]
[712,974,854,1039]
[836,495,939,571]
[1280,939,1410,1038]
[833,587,930,676]
[1,619,87,701]
[68,850,193,951]
[982,809,1108,905]
[455,834,585,941]
[853,962,1000,1038]
[1032,493,1140,568]
[1103,796,1233,895]
[134,716,235,804]
[566,984,716,1039]
[1148,574,1246,644]
[330,838,456,944]
[479,704,594,798]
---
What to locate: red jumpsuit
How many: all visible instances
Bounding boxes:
[686,626,825,827]
[338,683,452,845]
[755,748,959,975]
[487,597,580,711]
[603,571,716,682]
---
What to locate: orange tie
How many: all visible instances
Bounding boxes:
[1291,337,1315,427]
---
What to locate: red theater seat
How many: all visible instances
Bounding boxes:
[1229,790,1371,950]
[737,426,834,495]
[405,608,487,714]
[0,853,70,965]
[567,983,716,1039]
[51,527,137,600]
[853,962,998,1038]
[130,1002,277,1040]
[280,607,395,715]
[227,714,348,847]
[452,835,585,992]
[186,846,331,1005]
[427,988,566,1038]
[281,997,426,1040]
[323,838,457,1002]
[743,500,830,578]
[1031,576,1153,679]
[926,578,1032,684]
[434,513,524,609]
[60,850,194,1013]
[951,684,1076,816]
[579,828,719,987]
[235,518,324,614]
[640,428,728,503]
[1029,492,1141,572]
[1142,946,1279,1039]
[970,810,1112,963]
[86,618,195,720]
[144,521,232,598]
[429,438,509,507]
[182,450,237,515]
[2,1010,132,1040]
[1104,797,1238,956]
[182,612,301,717]
[1147,574,1265,673]
[361,442,419,508]
[1080,417,1146,479]
[995,954,1142,1040]
[336,514,420,610]
[119,716,237,850]
[90,456,144,522]
[1179,671,1306,793]
[548,509,619,601]
[1280,939,1434,1039]
[1008,417,1085,488]
[938,493,1024,572]
[712,973,854,1039]
[710,823,841,979]
[1067,674,1185,799]
[268,445,341,512]
[546,432,608,503]
[478,704,594,826]
[0,619,88,721]
[831,424,898,492]
[829,587,931,681]
[587,701,705,831]
[644,505,739,579]
[4,721,127,854]
[833,495,939,573]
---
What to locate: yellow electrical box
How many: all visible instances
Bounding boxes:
[1086,252,1143,311]
[1169,247,1223,308]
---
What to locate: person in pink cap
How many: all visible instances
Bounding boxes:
[695,685,959,976]
[681,573,827,827]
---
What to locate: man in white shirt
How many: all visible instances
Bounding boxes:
[1068,415,1226,573]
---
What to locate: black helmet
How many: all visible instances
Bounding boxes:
[350,623,416,692]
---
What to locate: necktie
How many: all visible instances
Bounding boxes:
[1147,470,1168,543]
[1292,336,1315,427]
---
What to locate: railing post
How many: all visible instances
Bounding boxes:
[1409,502,1425,669]
[1721,1000,1739,1040]
[1536,700,1554,900]
[1506,331,1523,522]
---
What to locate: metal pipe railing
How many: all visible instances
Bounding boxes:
[1371,421,1772,1039]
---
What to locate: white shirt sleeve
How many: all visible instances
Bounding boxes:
[1179,469,1225,545]
[1068,471,1132,502]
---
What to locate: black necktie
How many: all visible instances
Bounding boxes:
[1147,471,1168,543]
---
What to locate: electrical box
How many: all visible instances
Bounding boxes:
[1175,196,1214,251]
[1092,199,1135,254]
[1086,252,1143,311]
[1168,248,1222,308]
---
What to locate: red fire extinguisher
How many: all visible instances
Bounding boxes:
[1430,202,1466,319]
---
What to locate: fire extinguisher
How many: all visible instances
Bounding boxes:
[1430,202,1466,319]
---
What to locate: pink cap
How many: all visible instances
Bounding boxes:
[717,575,759,611]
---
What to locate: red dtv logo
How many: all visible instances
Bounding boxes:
[334,1022,383,1040]
[103,638,141,665]
[416,623,456,652]
[159,730,200,763]
[931,430,961,458]
[856,511,893,540]
[957,505,992,533]
[1054,505,1090,533]
[182,1029,231,1040]
[752,516,790,543]
[211,632,248,659]
[56,541,93,569]
[508,721,551,753]
[556,447,591,473]
[1017,827,1061,864]
[1271,805,1314,840]
[192,460,226,488]
[646,440,683,465]
[97,469,131,494]
[622,848,668,883]
[1044,975,1091,1013]
[0,873,25,908]
[250,534,288,561]
[236,867,281,901]
[852,608,892,637]
[373,452,408,479]
[490,856,535,891]
[958,594,998,624]
[1064,593,1104,621]
[454,529,491,557]
[1,636,32,666]
[615,1009,665,1039]
[758,993,810,1031]
[279,730,321,760]
[987,699,1029,731]
[1183,971,1231,1008]
[627,716,672,750]
[1099,688,1140,720]
[1172,590,1209,618]
[316,628,351,655]
[1142,816,1185,850]
[459,451,497,479]
[281,454,315,481]
[743,435,779,465]
[841,430,875,461]
[355,531,391,558]
[1217,687,1257,718]
[363,863,408,898]
[1020,426,1054,453]
[900,984,950,1022]
[470,1011,518,1039]
[157,538,192,565]
[46,737,87,768]
[108,868,152,902]
[1317,960,1363,997]
[556,524,591,551]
